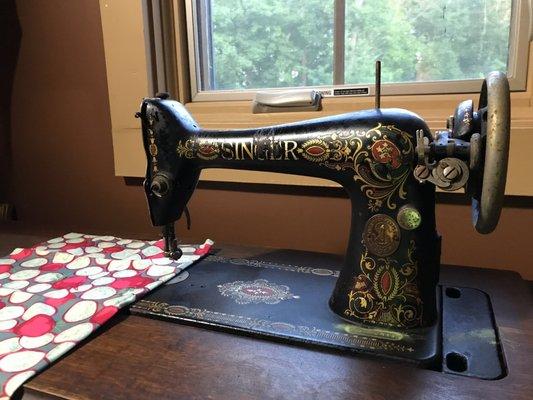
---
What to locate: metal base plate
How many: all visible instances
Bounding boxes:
[130,253,505,379]
[441,286,506,379]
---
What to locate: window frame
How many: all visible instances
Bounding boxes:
[185,0,530,102]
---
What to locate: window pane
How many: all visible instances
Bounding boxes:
[203,0,334,90]
[196,0,513,92]
[344,0,512,84]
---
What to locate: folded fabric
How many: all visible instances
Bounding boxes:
[0,233,212,399]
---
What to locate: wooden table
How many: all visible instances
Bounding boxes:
[1,224,531,400]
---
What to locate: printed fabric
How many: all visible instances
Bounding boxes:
[0,232,213,399]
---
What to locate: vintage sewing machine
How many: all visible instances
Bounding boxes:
[133,70,510,380]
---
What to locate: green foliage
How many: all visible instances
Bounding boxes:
[208,0,511,89]
[211,0,333,89]
[344,0,421,84]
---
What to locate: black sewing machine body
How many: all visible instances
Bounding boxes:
[136,72,510,378]
[141,102,440,329]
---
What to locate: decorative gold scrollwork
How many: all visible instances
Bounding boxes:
[175,124,414,211]
[345,240,422,329]
[176,139,196,158]
[319,124,414,211]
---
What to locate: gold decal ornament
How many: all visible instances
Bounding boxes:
[298,139,331,162]
[363,214,401,257]
[176,139,195,158]
[217,279,298,305]
[345,241,422,328]
[371,139,402,169]
[146,128,159,173]
[318,124,414,211]
[197,141,220,160]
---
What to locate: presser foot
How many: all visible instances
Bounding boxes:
[164,248,183,260]
[162,223,183,260]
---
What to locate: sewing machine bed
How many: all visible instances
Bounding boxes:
[130,248,505,380]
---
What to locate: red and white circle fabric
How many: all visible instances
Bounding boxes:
[0,233,212,398]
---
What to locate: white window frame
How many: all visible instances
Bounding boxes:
[185,0,531,102]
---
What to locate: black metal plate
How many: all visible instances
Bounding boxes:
[130,253,505,379]
[441,286,506,379]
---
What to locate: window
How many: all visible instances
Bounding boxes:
[100,0,533,193]
[186,0,529,100]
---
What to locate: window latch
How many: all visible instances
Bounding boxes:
[252,90,322,114]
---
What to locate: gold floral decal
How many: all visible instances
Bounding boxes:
[298,139,331,162]
[319,124,413,211]
[345,240,422,329]
[176,139,195,158]
[196,141,220,160]
[146,128,159,173]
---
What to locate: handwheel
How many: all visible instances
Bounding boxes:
[472,71,510,234]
